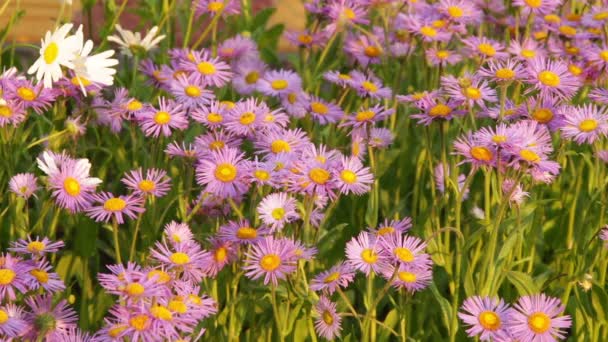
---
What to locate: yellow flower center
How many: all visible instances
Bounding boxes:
[377,226,395,235]
[271,208,285,220]
[528,312,551,334]
[364,46,382,58]
[311,102,329,115]
[343,8,356,20]
[447,6,463,18]
[220,100,235,109]
[298,34,313,44]
[44,42,59,64]
[356,110,376,122]
[271,79,288,90]
[559,25,577,36]
[71,76,92,86]
[254,170,270,181]
[239,112,256,125]
[0,105,11,118]
[394,247,415,262]
[185,85,201,98]
[214,163,237,182]
[154,111,171,125]
[471,146,493,161]
[322,310,334,325]
[524,0,541,8]
[126,100,143,111]
[478,311,501,331]
[477,43,496,57]
[170,252,190,265]
[208,1,224,11]
[207,140,223,151]
[197,62,216,75]
[436,50,450,59]
[579,119,598,132]
[492,135,507,143]
[495,68,515,80]
[565,46,579,56]
[538,71,560,87]
[169,300,188,314]
[271,140,291,153]
[150,305,173,321]
[520,149,540,163]
[104,198,126,212]
[594,12,608,20]
[0,269,15,285]
[236,227,257,239]
[340,170,358,184]
[338,73,351,80]
[147,270,171,284]
[63,177,81,196]
[215,247,228,263]
[324,272,341,283]
[521,49,536,58]
[569,64,583,76]
[433,19,447,28]
[207,113,223,123]
[27,241,46,253]
[398,271,417,283]
[17,87,37,101]
[544,14,561,23]
[0,309,8,324]
[126,283,145,296]
[599,51,608,62]
[420,26,437,37]
[309,167,330,184]
[130,315,149,331]
[361,81,378,93]
[534,31,548,40]
[245,71,259,84]
[532,108,554,123]
[360,249,378,264]
[108,324,127,337]
[30,269,49,283]
[138,180,156,192]
[464,87,482,100]
[429,104,452,117]
[260,254,281,271]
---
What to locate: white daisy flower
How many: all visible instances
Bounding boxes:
[107,24,166,56]
[71,26,119,93]
[27,23,80,88]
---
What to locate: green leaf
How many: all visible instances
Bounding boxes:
[429,283,452,335]
[506,271,539,295]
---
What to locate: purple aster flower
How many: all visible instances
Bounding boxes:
[280,90,308,118]
[194,130,242,157]
[196,147,250,198]
[411,95,465,126]
[345,231,389,276]
[285,29,326,48]
[434,163,469,200]
[560,104,608,144]
[310,262,355,294]
[597,150,608,163]
[26,258,65,293]
[9,236,64,257]
[259,106,290,132]
[323,70,355,88]
[218,219,270,245]
[520,95,564,131]
[314,296,342,340]
[218,34,258,61]
[437,0,482,24]
[502,179,529,206]
[509,38,547,61]
[0,254,30,300]
[306,96,344,125]
[525,58,581,101]
[9,172,38,199]
[288,160,337,199]
[243,236,297,285]
[442,74,497,107]
[462,36,508,60]
[121,168,171,198]
[458,296,513,341]
[232,57,266,95]
[85,192,144,224]
[369,127,395,148]
[169,74,215,110]
[506,121,560,176]
[258,69,302,97]
[382,263,432,292]
[191,100,229,128]
[4,78,56,114]
[426,48,462,66]
[23,294,78,341]
[257,192,300,232]
[282,238,317,261]
[137,97,188,137]
[244,157,279,187]
[508,294,571,342]
[0,304,27,338]
[54,327,94,342]
[165,141,199,159]
[341,104,393,129]
[349,70,392,99]
[514,0,562,16]
[139,59,166,88]
[380,233,432,268]
[195,0,241,17]
[163,221,194,247]
[479,59,524,83]
[0,99,26,127]
[37,152,102,213]
[255,128,310,158]
[454,133,496,168]
[590,88,608,104]
[333,155,373,195]
[181,49,232,87]
[402,15,452,42]
[150,240,212,283]
[370,217,413,237]
[327,0,369,29]
[344,32,385,67]
[600,226,608,247]
[206,237,237,277]
[224,97,265,136]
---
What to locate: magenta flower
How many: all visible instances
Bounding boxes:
[218,219,270,245]
[232,57,267,94]
[0,99,26,127]
[163,221,195,246]
[453,133,496,168]
[314,296,342,340]
[86,192,144,224]
[255,127,310,158]
[257,192,300,232]
[169,74,215,110]
[4,78,56,114]
[258,69,302,97]
[9,172,39,199]
[342,104,393,130]
[196,147,250,198]
[150,240,212,283]
[310,262,355,294]
[514,0,561,16]
[9,236,64,257]
[508,294,572,342]
[350,70,392,99]
[370,217,413,237]
[442,74,497,107]
[194,130,242,157]
[224,98,265,135]
[0,253,30,300]
[26,258,65,293]
[509,38,547,61]
[206,237,237,277]
[121,168,171,198]
[561,104,608,144]
[181,49,232,87]
[0,304,27,338]
[462,36,508,60]
[306,96,344,124]
[344,32,385,67]
[243,236,297,285]
[426,48,462,66]
[459,296,513,341]
[369,127,395,148]
[23,294,78,341]
[195,0,241,17]
[138,97,188,137]
[525,58,581,101]
[345,231,389,275]
[333,155,373,195]
[191,100,229,128]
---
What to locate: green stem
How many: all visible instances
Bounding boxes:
[112,218,122,264]
[129,212,144,261]
[270,285,285,342]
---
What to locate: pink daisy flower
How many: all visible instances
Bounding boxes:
[218,219,270,245]
[345,231,389,275]
[138,97,188,137]
[181,49,233,87]
[121,168,171,198]
[196,147,250,198]
[257,192,300,232]
[310,262,356,294]
[169,74,215,110]
[9,236,64,257]
[314,296,342,340]
[258,69,302,97]
[9,172,39,199]
[85,192,145,224]
[560,104,608,144]
[333,156,373,195]
[243,236,297,285]
[459,296,513,341]
[508,294,571,342]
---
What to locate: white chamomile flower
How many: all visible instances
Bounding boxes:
[107,24,166,56]
[71,26,119,93]
[27,23,80,88]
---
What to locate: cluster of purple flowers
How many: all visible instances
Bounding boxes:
[0,236,90,341]
[459,294,571,342]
